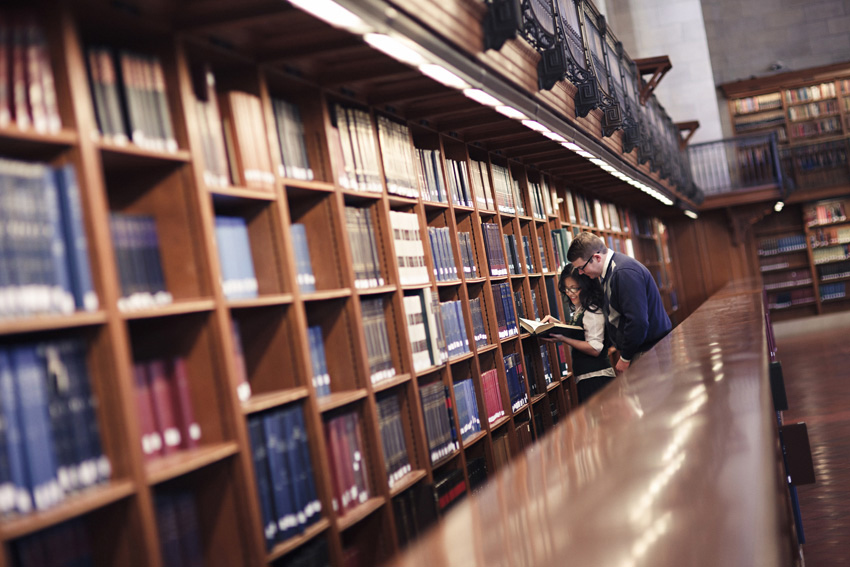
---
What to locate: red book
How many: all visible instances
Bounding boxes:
[0,21,10,127]
[324,415,347,514]
[231,320,251,402]
[170,358,201,449]
[11,18,30,129]
[133,362,162,460]
[147,359,182,454]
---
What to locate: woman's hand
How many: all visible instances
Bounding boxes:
[541,333,569,344]
[540,314,561,324]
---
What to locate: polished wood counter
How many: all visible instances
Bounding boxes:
[390,280,798,566]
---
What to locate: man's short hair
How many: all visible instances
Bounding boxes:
[567,232,607,262]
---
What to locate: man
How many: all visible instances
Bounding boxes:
[567,232,671,372]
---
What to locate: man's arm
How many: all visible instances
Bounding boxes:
[611,268,650,361]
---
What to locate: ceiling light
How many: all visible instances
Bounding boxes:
[543,131,566,142]
[419,64,470,89]
[774,201,784,212]
[562,142,583,152]
[463,89,502,106]
[288,0,368,32]
[684,210,698,219]
[575,150,595,159]
[495,105,527,120]
[521,120,549,133]
[364,33,426,66]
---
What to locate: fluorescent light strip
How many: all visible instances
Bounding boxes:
[364,33,426,66]
[288,0,368,32]
[521,120,549,133]
[543,131,566,142]
[463,89,502,106]
[495,105,527,120]
[684,210,698,219]
[419,63,470,89]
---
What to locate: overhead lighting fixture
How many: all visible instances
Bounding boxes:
[684,210,698,219]
[364,33,426,66]
[542,131,566,142]
[495,105,527,120]
[288,0,368,32]
[589,158,607,168]
[562,142,584,152]
[521,120,549,133]
[419,64,469,89]
[575,150,595,159]
[774,201,784,212]
[463,89,502,106]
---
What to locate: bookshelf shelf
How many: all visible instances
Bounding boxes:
[317,390,369,413]
[0,126,78,151]
[489,415,511,430]
[301,289,353,302]
[356,285,397,296]
[227,294,295,309]
[118,299,216,320]
[209,185,278,202]
[0,311,108,336]
[462,430,487,449]
[267,518,331,563]
[372,373,412,393]
[241,387,311,415]
[389,470,428,498]
[145,442,240,486]
[97,142,192,167]
[281,179,336,193]
[547,381,561,392]
[336,496,386,533]
[0,480,136,541]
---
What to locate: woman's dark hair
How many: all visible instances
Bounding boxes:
[559,265,603,313]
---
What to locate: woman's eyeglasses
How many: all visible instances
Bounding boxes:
[560,286,581,295]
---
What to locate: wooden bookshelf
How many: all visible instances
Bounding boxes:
[721,62,850,195]
[0,1,685,565]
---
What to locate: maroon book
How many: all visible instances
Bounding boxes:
[147,359,182,454]
[133,362,162,460]
[170,357,200,449]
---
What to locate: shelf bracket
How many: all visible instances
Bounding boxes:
[635,55,672,105]
[676,120,700,149]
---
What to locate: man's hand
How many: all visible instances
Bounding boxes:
[615,357,630,373]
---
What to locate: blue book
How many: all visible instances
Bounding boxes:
[215,216,257,299]
[289,406,321,526]
[290,223,315,293]
[154,492,183,567]
[263,410,298,541]
[247,417,277,548]
[11,345,63,511]
[0,349,30,514]
[173,490,205,567]
[54,164,98,312]
[39,343,77,494]
[40,165,75,315]
[280,408,308,532]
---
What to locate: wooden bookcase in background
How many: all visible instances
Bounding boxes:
[0,1,678,566]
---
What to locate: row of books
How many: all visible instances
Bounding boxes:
[785,82,836,104]
[361,297,396,385]
[812,244,850,265]
[433,468,466,513]
[804,199,847,226]
[87,46,177,152]
[0,161,97,319]
[416,148,449,203]
[820,281,846,301]
[109,212,172,311]
[491,163,523,215]
[376,394,411,489]
[452,378,482,441]
[219,90,276,191]
[389,211,429,286]
[307,325,331,398]
[133,357,201,460]
[757,234,807,256]
[404,289,447,372]
[468,297,489,349]
[788,141,848,174]
[810,225,850,248]
[551,228,573,271]
[481,368,505,424]
[0,13,62,133]
[392,482,438,550]
[762,271,812,290]
[439,300,470,359]
[789,116,842,138]
[0,340,110,517]
[445,158,473,208]
[514,419,533,452]
[733,92,782,115]
[492,282,519,339]
[818,260,850,281]
[428,226,459,282]
[504,234,524,275]
[280,538,330,567]
[332,103,382,193]
[248,404,321,548]
[215,215,258,300]
[419,381,457,464]
[514,288,540,323]
[468,159,496,212]
[504,353,528,413]
[155,489,205,567]
[324,411,370,516]
[519,235,536,273]
[291,223,316,293]
[537,235,549,272]
[768,288,816,309]
[527,179,555,221]
[481,223,508,277]
[457,231,478,279]
[787,99,839,121]
[345,207,383,289]
[11,518,92,567]
[525,345,554,397]
[377,115,418,198]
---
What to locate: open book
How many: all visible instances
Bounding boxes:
[518,317,584,340]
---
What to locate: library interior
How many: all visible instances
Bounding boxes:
[0,0,848,565]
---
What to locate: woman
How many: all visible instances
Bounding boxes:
[542,265,615,404]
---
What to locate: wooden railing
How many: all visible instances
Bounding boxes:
[389,279,799,567]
